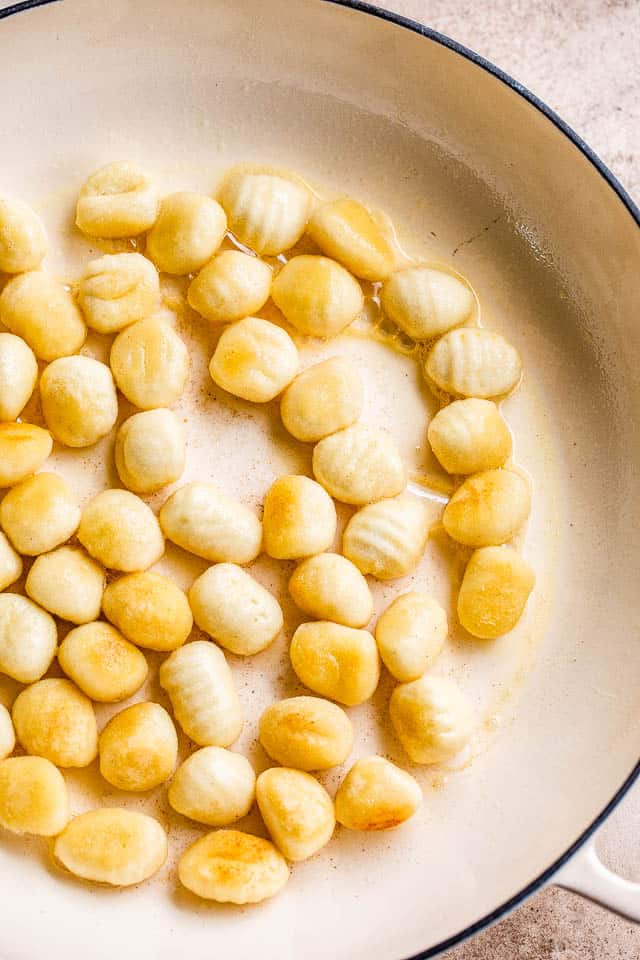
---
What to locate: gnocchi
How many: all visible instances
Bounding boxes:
[0,197,47,274]
[114,408,185,494]
[54,808,167,886]
[0,271,86,362]
[457,545,535,639]
[110,315,190,409]
[312,423,407,505]
[335,756,421,830]
[78,489,164,571]
[262,475,337,560]
[25,545,105,624]
[187,249,272,324]
[77,252,159,333]
[0,422,52,488]
[0,594,57,683]
[12,678,97,768]
[271,255,364,338]
[159,482,262,564]
[256,767,335,861]
[99,701,178,792]
[58,621,148,702]
[102,571,193,652]
[168,746,256,826]
[40,355,118,448]
[427,398,512,475]
[209,316,298,403]
[442,469,531,547]
[0,472,80,556]
[280,356,364,443]
[0,332,38,420]
[188,563,283,656]
[0,533,22,592]
[342,492,433,580]
[0,705,15,761]
[381,265,474,340]
[258,696,353,771]
[159,641,243,747]
[375,592,447,682]
[290,621,380,706]
[146,191,227,275]
[288,552,373,628]
[178,829,289,904]
[218,168,311,255]
[0,756,69,836]
[389,675,474,764]
[424,327,522,399]
[307,197,395,281]
[75,161,159,239]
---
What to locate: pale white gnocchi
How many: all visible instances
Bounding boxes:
[159,641,243,747]
[146,191,227,275]
[0,271,86,362]
[271,255,364,338]
[12,678,97,768]
[0,197,47,274]
[256,767,335,861]
[168,746,256,826]
[0,422,52,488]
[0,332,38,420]
[0,594,57,683]
[0,472,80,556]
[312,423,407,505]
[178,829,289,904]
[189,563,283,656]
[110,315,190,409]
[75,161,160,239]
[424,327,522,399]
[381,265,474,340]
[375,592,447,683]
[0,705,15,761]
[77,252,159,333]
[258,696,353,771]
[0,756,69,836]
[209,316,298,403]
[427,398,512,475]
[78,489,164,572]
[308,197,395,281]
[263,475,337,560]
[187,249,272,324]
[159,482,262,564]
[335,756,422,831]
[280,356,364,443]
[442,469,531,547]
[389,674,474,764]
[25,545,105,624]
[102,570,193,652]
[290,621,380,706]
[114,408,185,494]
[218,168,311,255]
[342,492,433,580]
[0,533,22,592]
[58,621,148,702]
[40,355,118,448]
[99,701,178,792]
[288,552,373,628]
[457,545,535,639]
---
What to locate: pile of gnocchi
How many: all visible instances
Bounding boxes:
[0,162,534,904]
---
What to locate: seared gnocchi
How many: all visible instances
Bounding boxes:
[159,482,262,564]
[288,552,373,628]
[375,592,447,682]
[0,332,38,420]
[146,191,227,275]
[263,475,337,559]
[312,423,407,505]
[218,167,311,255]
[58,621,148,702]
[442,469,531,547]
[99,701,178,792]
[178,829,289,904]
[271,255,364,338]
[308,197,395,281]
[428,398,512,475]
[25,545,105,624]
[0,422,52,488]
[335,756,421,830]
[256,767,335,861]
[114,408,185,494]
[381,265,474,340]
[0,472,80,556]
[209,316,298,403]
[0,705,15,761]
[102,571,193,652]
[280,356,364,443]
[12,678,97,768]
[188,249,272,324]
[40,355,118,448]
[0,756,69,836]
[0,594,57,683]
[75,161,159,239]
[424,327,522,399]
[342,492,433,580]
[0,270,86,361]
[290,621,380,706]
[0,533,22,592]
[389,674,474,764]
[77,252,159,333]
[168,746,256,826]
[457,545,535,639]
[78,489,164,571]
[259,696,353,771]
[110,315,190,409]
[0,197,47,273]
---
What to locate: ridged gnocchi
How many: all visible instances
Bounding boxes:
[259,696,353,771]
[308,198,395,281]
[168,746,256,826]
[40,355,118,448]
[114,408,185,494]
[99,701,178,792]
[389,675,474,764]
[428,398,512,475]
[75,161,159,239]
[0,594,57,683]
[25,546,105,624]
[335,756,421,830]
[110,315,190,409]
[77,252,159,333]
[375,592,447,682]
[0,271,86,361]
[218,168,311,255]
[288,552,373,628]
[188,563,283,656]
[0,533,22,592]
[209,316,298,403]
[187,250,272,324]
[0,197,47,274]
[381,265,474,340]
[256,767,335,861]
[424,327,522,399]
[78,489,164,572]
[0,472,80,556]
[0,756,69,836]
[280,356,364,443]
[271,255,364,338]
[312,423,407,505]
[442,469,531,547]
[342,492,433,580]
[0,704,15,760]
[58,621,148,702]
[159,641,242,747]
[102,571,193,652]
[457,545,535,639]
[159,482,262,564]
[0,422,52,488]
[178,829,289,904]
[146,192,227,275]
[290,621,380,706]
[0,332,38,420]
[12,678,97,768]
[263,475,337,560]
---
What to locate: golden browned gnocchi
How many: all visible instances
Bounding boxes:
[442,469,531,547]
[159,482,262,564]
[99,701,178,792]
[102,570,193,652]
[187,249,272,324]
[218,168,312,255]
[427,398,512,475]
[0,332,38,420]
[77,252,159,333]
[381,265,474,340]
[159,641,242,747]
[0,533,22,592]
[54,808,167,886]
[424,327,522,399]
[342,492,433,580]
[389,675,474,764]
[0,197,47,274]
[271,255,364,338]
[12,678,97,768]
[290,621,380,706]
[312,423,407,505]
[263,474,336,559]
[110,315,190,409]
[335,756,422,830]
[288,552,373,628]
[40,356,118,448]
[0,271,86,361]
[0,756,69,836]
[280,356,364,443]
[457,545,535,639]
[168,746,256,826]
[146,192,227,275]
[57,621,148,702]
[25,546,105,624]
[0,704,15,761]
[188,563,283,656]
[0,594,57,683]
[375,592,447,683]
[259,696,353,771]
[0,472,80,556]
[0,422,52,488]
[179,829,289,904]
[75,161,159,239]
[308,197,395,281]
[209,316,298,403]
[256,767,335,861]
[77,489,164,571]
[114,408,185,494]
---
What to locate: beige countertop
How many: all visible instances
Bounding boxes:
[374,1,640,957]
